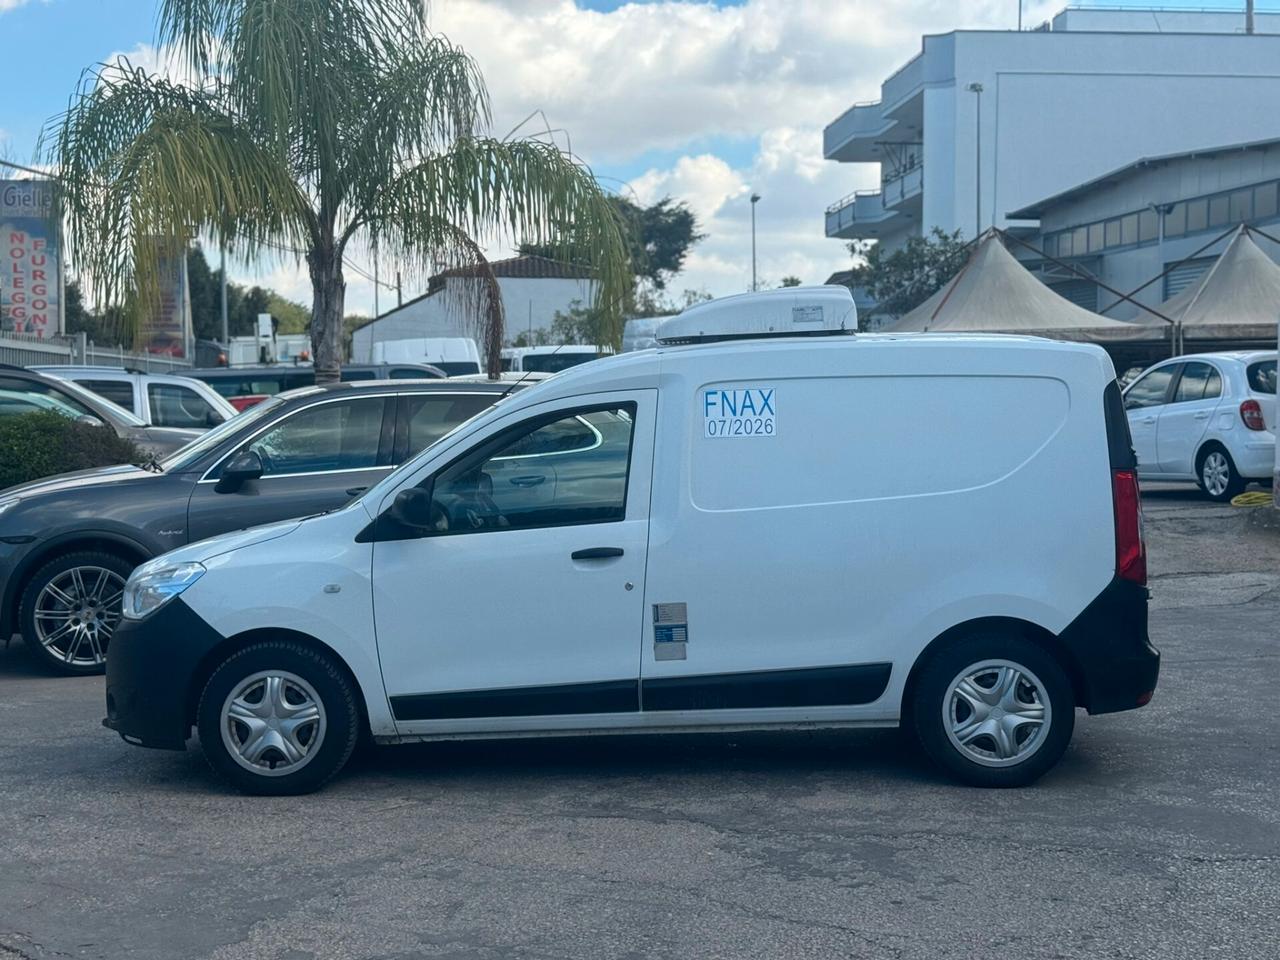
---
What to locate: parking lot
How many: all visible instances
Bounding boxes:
[1,484,1278,960]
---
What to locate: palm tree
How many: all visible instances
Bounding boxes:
[46,0,630,379]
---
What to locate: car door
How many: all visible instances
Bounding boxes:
[372,391,656,734]
[1157,361,1223,478]
[185,394,394,542]
[1124,364,1178,475]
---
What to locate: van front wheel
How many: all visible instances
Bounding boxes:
[196,640,360,796]
[911,633,1074,787]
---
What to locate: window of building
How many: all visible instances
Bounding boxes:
[1072,226,1088,254]
[1138,209,1158,243]
[1056,232,1072,257]
[1088,222,1104,252]
[1120,213,1139,246]
[1208,194,1230,228]
[1104,219,1122,247]
[1255,182,1278,220]
[1164,202,1187,238]
[1229,189,1253,223]
[1186,198,1208,233]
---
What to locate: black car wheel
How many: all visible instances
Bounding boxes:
[197,639,360,796]
[911,630,1075,788]
[20,550,134,676]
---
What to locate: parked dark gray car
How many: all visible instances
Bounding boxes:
[1,364,202,457]
[0,379,512,674]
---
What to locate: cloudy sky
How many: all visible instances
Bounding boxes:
[0,0,1211,314]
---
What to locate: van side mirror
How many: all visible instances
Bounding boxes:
[388,487,435,530]
[216,449,265,493]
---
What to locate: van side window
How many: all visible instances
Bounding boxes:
[79,379,136,413]
[229,397,387,477]
[148,383,223,428]
[1124,367,1176,409]
[1172,362,1218,403]
[428,403,636,534]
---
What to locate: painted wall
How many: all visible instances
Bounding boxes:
[351,276,598,362]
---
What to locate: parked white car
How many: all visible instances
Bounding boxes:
[1122,351,1276,502]
[500,345,610,374]
[104,287,1158,795]
[32,366,238,430]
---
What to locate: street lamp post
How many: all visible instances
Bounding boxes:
[750,193,761,291]
[967,83,984,238]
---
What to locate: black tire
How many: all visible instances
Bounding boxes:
[911,630,1075,788]
[196,640,360,796]
[1196,444,1246,503]
[19,550,135,676]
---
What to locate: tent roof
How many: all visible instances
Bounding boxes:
[883,234,1158,343]
[1159,227,1280,340]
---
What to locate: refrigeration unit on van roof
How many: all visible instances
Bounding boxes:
[656,285,857,345]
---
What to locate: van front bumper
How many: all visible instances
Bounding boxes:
[1058,576,1160,715]
[104,599,226,750]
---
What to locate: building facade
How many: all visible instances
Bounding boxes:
[1007,137,1280,321]
[350,256,598,363]
[823,6,1280,251]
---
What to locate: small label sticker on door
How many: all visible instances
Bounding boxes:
[653,603,688,661]
[703,387,776,439]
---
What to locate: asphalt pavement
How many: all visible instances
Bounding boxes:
[1,483,1278,960]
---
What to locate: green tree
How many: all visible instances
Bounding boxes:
[47,0,629,380]
[779,275,802,287]
[845,228,970,323]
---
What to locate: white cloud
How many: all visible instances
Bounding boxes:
[0,0,34,12]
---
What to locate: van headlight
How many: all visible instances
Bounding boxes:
[122,561,206,621]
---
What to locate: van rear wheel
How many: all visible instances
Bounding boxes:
[196,640,360,796]
[911,632,1074,787]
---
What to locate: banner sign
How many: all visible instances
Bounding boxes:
[1,179,61,338]
[140,240,190,358]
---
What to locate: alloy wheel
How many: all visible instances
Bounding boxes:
[1202,451,1230,497]
[32,566,126,668]
[220,671,327,777]
[942,659,1052,768]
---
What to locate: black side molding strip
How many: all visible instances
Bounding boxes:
[643,663,892,712]
[391,678,638,721]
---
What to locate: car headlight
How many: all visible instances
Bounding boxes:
[122,561,206,621]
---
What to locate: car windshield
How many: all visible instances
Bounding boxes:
[1247,359,1277,395]
[160,396,286,471]
[521,352,599,374]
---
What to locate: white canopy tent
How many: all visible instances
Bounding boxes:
[1158,226,1280,345]
[883,234,1161,344]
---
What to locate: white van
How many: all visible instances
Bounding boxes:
[370,337,482,376]
[105,287,1158,795]
[500,344,610,374]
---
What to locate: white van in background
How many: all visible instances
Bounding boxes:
[105,286,1158,795]
[370,337,482,376]
[500,345,610,374]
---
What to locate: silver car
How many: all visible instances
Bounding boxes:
[32,366,238,430]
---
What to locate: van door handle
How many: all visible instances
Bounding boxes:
[572,547,624,560]
[509,475,546,487]
[1194,411,1211,420]
[346,486,367,496]
[1140,417,1156,425]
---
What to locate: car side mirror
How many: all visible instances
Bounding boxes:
[216,449,265,493]
[206,410,223,428]
[387,487,435,531]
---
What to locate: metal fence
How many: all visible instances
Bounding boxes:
[0,331,192,372]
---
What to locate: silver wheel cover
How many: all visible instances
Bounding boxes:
[943,659,1052,768]
[33,566,126,667]
[1202,451,1230,497]
[221,670,327,777]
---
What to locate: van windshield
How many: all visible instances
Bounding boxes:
[521,353,598,374]
[1247,360,1276,394]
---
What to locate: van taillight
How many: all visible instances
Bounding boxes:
[1111,469,1146,585]
[1240,399,1266,431]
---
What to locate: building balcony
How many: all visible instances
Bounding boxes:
[881,160,923,206]
[825,190,903,239]
[824,101,898,162]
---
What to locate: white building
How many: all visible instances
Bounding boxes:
[350,255,597,363]
[1008,136,1280,321]
[823,6,1280,250]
